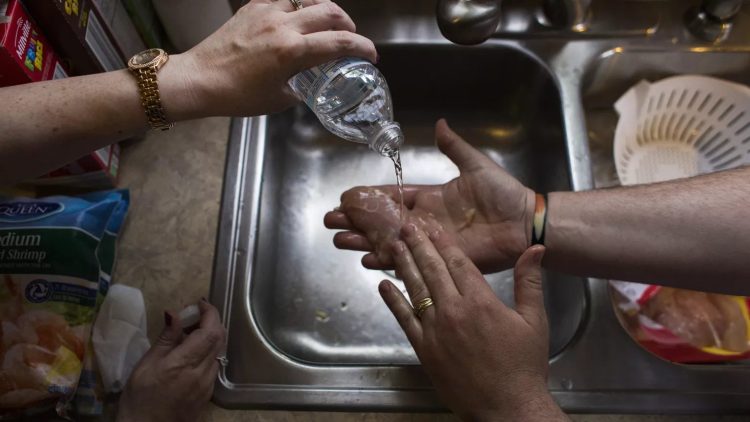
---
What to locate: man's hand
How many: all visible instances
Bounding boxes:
[117,300,226,422]
[324,119,535,273]
[175,0,378,118]
[379,225,567,421]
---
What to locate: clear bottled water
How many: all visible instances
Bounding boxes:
[288,57,404,157]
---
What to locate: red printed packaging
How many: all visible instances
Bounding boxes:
[611,281,750,363]
[23,0,126,75]
[0,0,67,87]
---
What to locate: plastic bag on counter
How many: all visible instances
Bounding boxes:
[611,281,750,363]
[0,190,128,417]
[75,191,130,415]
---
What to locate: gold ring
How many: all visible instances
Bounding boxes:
[413,297,434,318]
[289,0,303,10]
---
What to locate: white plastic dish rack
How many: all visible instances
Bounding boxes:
[614,75,750,185]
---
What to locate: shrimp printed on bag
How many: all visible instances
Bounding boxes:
[0,191,126,416]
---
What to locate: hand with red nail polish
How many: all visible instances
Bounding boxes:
[117,301,226,422]
[379,229,566,421]
[324,119,535,273]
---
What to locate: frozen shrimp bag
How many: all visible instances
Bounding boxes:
[611,281,750,363]
[0,190,125,415]
[75,191,130,415]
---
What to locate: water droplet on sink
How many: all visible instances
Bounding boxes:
[315,309,330,322]
[340,302,348,311]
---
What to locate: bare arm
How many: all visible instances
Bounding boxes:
[327,122,750,296]
[0,0,376,186]
[0,60,195,184]
[546,166,750,295]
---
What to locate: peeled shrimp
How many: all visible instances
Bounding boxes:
[1,344,56,393]
[0,342,82,409]
[16,310,85,360]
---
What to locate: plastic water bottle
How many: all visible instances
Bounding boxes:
[288,57,404,157]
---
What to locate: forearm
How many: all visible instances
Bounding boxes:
[0,54,199,185]
[544,166,750,295]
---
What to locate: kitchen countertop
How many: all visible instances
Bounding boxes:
[106,116,747,422]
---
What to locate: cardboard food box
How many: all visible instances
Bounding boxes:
[0,0,67,87]
[1,0,120,189]
[31,144,120,189]
[23,0,126,75]
[91,0,147,57]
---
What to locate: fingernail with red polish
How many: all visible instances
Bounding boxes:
[164,311,172,327]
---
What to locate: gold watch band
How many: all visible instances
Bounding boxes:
[129,48,173,131]
[131,66,173,131]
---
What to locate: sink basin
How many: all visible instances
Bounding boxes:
[254,45,585,365]
[212,43,586,408]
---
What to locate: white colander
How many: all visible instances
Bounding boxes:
[614,75,750,185]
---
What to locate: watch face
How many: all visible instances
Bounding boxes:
[129,48,166,68]
[134,50,159,65]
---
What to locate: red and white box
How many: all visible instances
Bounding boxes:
[0,0,67,87]
[31,144,120,188]
[1,0,119,188]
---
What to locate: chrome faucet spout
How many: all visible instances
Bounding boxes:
[436,0,596,44]
[685,0,743,42]
[436,0,502,45]
[542,0,592,31]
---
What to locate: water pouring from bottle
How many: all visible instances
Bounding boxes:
[289,57,406,220]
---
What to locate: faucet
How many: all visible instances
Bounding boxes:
[436,0,502,45]
[541,0,592,31]
[436,0,593,45]
[685,0,743,42]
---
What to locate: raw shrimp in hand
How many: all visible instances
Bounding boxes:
[325,119,536,273]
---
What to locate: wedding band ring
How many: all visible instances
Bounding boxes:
[216,355,229,367]
[289,0,303,10]
[413,297,434,319]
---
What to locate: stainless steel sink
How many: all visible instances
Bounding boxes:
[252,45,584,366]
[211,43,586,409]
[212,0,750,413]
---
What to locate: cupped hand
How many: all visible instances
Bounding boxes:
[379,225,566,421]
[178,0,377,117]
[116,300,227,422]
[324,119,535,273]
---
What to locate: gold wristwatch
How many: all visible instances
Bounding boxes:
[128,48,174,131]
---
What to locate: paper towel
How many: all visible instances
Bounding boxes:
[92,284,151,393]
